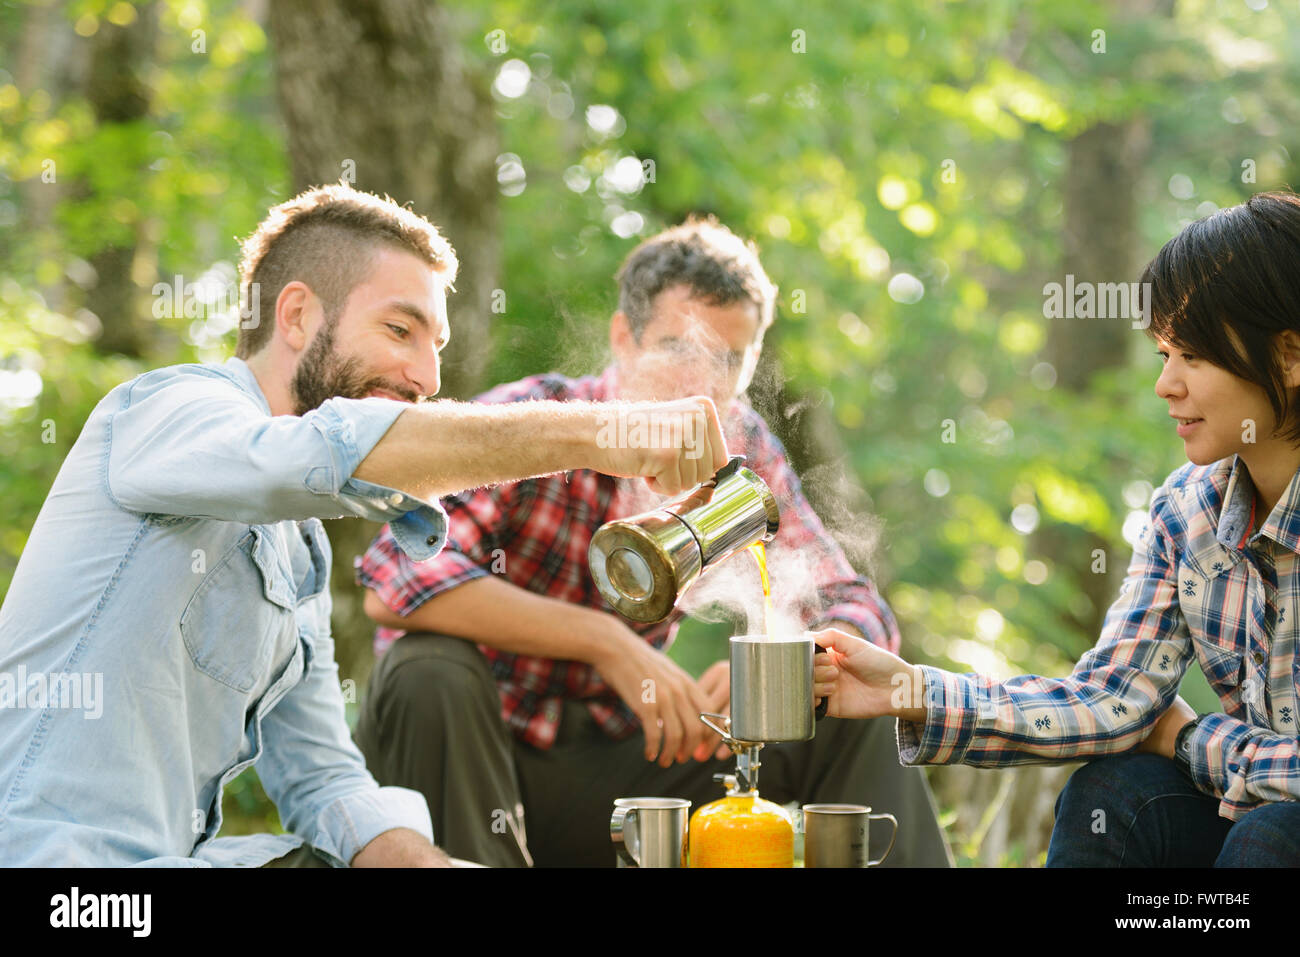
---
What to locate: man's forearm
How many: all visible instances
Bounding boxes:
[354,400,602,501]
[366,575,618,664]
[351,827,451,868]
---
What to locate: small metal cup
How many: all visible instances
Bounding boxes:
[610,797,690,868]
[799,803,898,868]
[730,635,818,743]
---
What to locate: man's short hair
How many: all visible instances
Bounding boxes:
[615,215,777,341]
[235,183,458,358]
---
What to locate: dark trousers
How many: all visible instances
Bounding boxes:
[352,631,953,868]
[1046,752,1300,866]
[262,845,332,867]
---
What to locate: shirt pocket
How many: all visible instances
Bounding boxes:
[1194,642,1244,701]
[180,525,296,693]
[1179,556,1246,680]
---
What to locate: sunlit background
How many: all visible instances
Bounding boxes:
[3,0,1298,864]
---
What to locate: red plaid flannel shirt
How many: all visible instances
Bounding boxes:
[355,366,900,749]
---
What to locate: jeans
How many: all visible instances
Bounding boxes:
[1046,752,1299,866]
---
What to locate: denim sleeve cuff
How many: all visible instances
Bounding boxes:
[896,665,980,765]
[312,784,435,866]
[303,396,383,489]
[311,394,408,474]
[339,477,449,561]
[305,397,449,561]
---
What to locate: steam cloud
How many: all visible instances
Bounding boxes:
[593,299,890,637]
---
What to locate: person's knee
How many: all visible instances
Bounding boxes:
[1049,753,1218,867]
[378,633,496,719]
[1056,753,1181,815]
[1051,755,1172,851]
[1216,803,1300,867]
[396,632,490,671]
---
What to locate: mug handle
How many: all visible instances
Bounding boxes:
[812,637,829,720]
[610,806,641,867]
[865,812,898,867]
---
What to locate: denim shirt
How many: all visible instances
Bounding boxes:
[0,357,448,866]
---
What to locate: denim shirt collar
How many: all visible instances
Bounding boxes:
[220,356,272,417]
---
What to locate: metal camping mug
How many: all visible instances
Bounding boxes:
[799,804,898,868]
[610,797,690,868]
[729,635,828,743]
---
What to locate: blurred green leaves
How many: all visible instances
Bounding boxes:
[1,0,1291,835]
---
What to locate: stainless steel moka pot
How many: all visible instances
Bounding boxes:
[589,455,780,623]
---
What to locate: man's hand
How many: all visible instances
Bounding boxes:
[811,627,926,722]
[591,619,715,767]
[1137,695,1197,760]
[350,827,454,868]
[692,659,732,762]
[591,396,729,496]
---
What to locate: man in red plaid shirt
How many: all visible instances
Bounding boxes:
[353,217,952,867]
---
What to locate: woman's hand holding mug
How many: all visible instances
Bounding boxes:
[811,627,928,723]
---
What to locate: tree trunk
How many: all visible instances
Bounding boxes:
[11,1,66,306]
[268,0,499,400]
[1039,117,1152,642]
[83,3,159,358]
[268,0,499,688]
[1045,119,1152,390]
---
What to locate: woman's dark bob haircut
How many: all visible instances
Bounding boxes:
[1142,190,1300,443]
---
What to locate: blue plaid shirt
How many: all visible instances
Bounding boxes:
[899,455,1299,822]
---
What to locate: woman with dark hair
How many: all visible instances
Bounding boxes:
[811,191,1300,866]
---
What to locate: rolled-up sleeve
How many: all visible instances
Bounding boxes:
[104,367,447,560]
[313,786,435,866]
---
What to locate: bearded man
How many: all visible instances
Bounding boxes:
[0,184,724,867]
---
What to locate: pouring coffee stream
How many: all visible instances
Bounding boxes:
[591,458,829,866]
[747,541,772,637]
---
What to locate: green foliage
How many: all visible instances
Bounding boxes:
[220,766,283,837]
[3,0,1297,852]
[454,0,1300,710]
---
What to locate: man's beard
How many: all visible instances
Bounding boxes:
[290,319,419,415]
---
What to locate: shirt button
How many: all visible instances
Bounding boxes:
[1253,651,1264,665]
[388,492,403,507]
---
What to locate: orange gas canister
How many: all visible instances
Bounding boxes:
[689,774,794,868]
